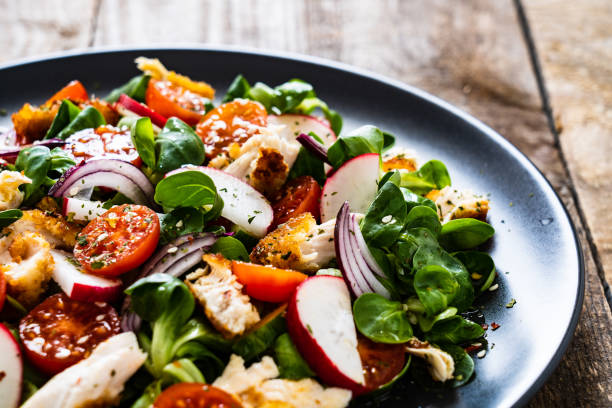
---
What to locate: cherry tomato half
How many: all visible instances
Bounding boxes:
[62,125,141,166]
[74,204,160,276]
[19,293,120,375]
[153,383,243,408]
[232,261,307,303]
[270,176,321,229]
[145,79,210,126]
[195,99,267,160]
[357,334,407,392]
[46,80,89,106]
[0,269,5,312]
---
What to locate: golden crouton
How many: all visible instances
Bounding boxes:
[0,231,54,306]
[382,147,418,172]
[427,186,489,223]
[11,102,60,144]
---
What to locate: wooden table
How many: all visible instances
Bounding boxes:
[1,1,610,406]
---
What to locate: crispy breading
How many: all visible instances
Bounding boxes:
[0,231,54,306]
[135,56,215,98]
[185,254,260,339]
[84,98,119,126]
[11,102,60,144]
[249,148,289,197]
[250,213,335,273]
[4,209,81,249]
[382,147,418,172]
[427,186,489,223]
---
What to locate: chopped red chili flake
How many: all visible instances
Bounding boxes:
[481,324,489,330]
[491,322,501,330]
[464,344,482,353]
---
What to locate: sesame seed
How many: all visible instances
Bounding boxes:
[167,247,178,254]
[488,283,499,292]
[477,350,486,359]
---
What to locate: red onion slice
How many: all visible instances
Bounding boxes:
[0,139,68,162]
[334,201,391,299]
[297,133,331,164]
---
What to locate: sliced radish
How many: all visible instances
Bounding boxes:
[320,153,380,222]
[167,166,273,237]
[117,94,167,128]
[268,114,336,146]
[287,276,366,394]
[51,250,122,303]
[62,197,107,222]
[0,323,22,408]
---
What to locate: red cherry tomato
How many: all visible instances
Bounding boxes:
[62,125,142,166]
[46,80,88,106]
[153,383,243,408]
[19,293,120,375]
[74,204,160,276]
[0,269,6,312]
[195,99,267,160]
[145,79,211,126]
[270,176,321,229]
[357,334,407,391]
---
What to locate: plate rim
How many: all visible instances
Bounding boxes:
[0,45,585,407]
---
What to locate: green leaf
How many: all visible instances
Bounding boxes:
[48,147,76,174]
[274,333,315,380]
[414,265,459,316]
[400,187,437,212]
[232,309,286,362]
[418,306,458,332]
[45,100,81,139]
[210,236,249,261]
[295,97,343,135]
[105,74,150,103]
[223,74,251,102]
[159,207,206,244]
[15,146,52,205]
[361,182,407,247]
[154,171,217,210]
[56,106,106,140]
[172,318,232,354]
[287,142,326,186]
[327,125,385,168]
[404,205,442,236]
[155,118,205,173]
[425,315,484,344]
[353,293,413,343]
[131,117,157,169]
[439,218,495,251]
[440,344,475,387]
[454,251,496,292]
[162,358,205,383]
[0,209,22,229]
[400,160,451,195]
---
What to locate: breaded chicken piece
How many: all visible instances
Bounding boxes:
[213,354,351,408]
[0,171,31,210]
[3,209,81,249]
[0,231,54,306]
[405,338,455,382]
[426,186,489,223]
[382,147,419,172]
[185,254,260,339]
[11,102,61,144]
[214,126,300,195]
[250,213,335,273]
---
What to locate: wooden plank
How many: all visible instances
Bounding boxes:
[523,0,612,286]
[0,0,98,64]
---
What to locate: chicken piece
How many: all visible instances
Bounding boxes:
[212,126,301,195]
[11,101,61,144]
[426,186,489,223]
[135,56,215,98]
[405,338,455,382]
[0,170,31,210]
[22,332,147,408]
[250,213,335,273]
[382,147,419,172]
[185,254,260,339]
[3,209,81,249]
[0,231,54,306]
[213,355,352,408]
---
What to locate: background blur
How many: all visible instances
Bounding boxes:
[1,0,610,406]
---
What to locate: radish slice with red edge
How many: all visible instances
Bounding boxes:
[117,93,167,128]
[0,323,21,408]
[51,250,122,303]
[268,114,336,146]
[62,197,107,222]
[334,201,391,299]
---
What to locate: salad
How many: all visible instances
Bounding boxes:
[0,57,497,408]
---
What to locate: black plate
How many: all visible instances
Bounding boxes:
[0,47,583,408]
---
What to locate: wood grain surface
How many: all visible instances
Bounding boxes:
[0,0,610,406]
